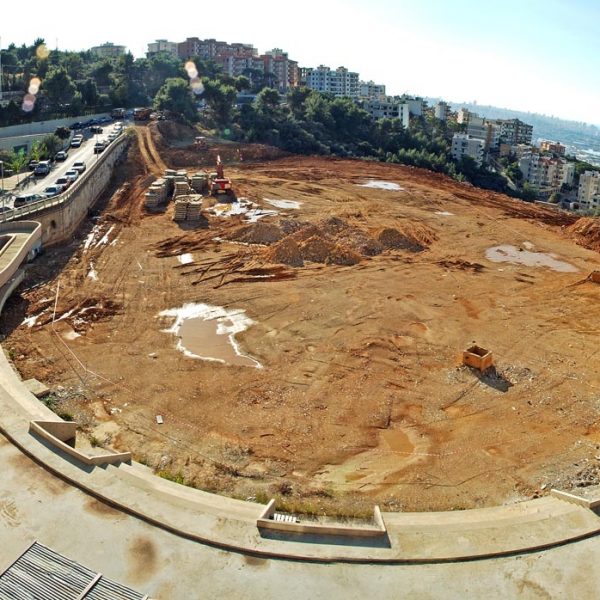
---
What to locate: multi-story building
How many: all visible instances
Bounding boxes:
[303,65,359,98]
[451,134,485,166]
[434,101,451,121]
[400,96,425,116]
[359,81,386,100]
[457,108,474,124]
[577,171,600,210]
[519,154,575,191]
[540,140,566,156]
[147,40,178,57]
[177,38,256,61]
[466,117,501,151]
[498,119,533,145]
[90,43,126,59]
[362,99,410,127]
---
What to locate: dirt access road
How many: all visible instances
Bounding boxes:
[4,124,600,515]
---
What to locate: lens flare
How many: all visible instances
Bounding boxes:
[28,77,41,95]
[185,61,198,79]
[22,94,36,112]
[36,44,50,60]
[190,77,204,95]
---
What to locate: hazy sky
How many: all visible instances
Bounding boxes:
[2,0,599,124]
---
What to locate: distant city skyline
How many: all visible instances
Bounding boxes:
[2,0,599,125]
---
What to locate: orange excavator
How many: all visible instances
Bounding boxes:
[210,155,234,198]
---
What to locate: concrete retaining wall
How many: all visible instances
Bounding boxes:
[29,421,132,466]
[0,113,111,140]
[2,136,129,247]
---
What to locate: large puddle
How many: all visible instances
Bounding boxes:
[158,303,261,368]
[357,180,404,191]
[485,245,578,272]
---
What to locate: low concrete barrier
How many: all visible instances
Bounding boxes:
[29,421,132,466]
[257,499,387,537]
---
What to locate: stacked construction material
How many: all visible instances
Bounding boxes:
[173,198,189,221]
[173,180,192,199]
[190,171,209,193]
[187,196,203,221]
[145,177,169,210]
[172,194,204,222]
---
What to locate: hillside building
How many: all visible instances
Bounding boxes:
[451,134,485,166]
[90,42,126,58]
[434,101,451,121]
[577,170,600,210]
[362,98,410,127]
[359,81,386,100]
[147,40,178,57]
[303,65,360,98]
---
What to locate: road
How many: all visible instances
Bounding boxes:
[2,121,127,210]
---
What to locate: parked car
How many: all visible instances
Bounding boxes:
[55,150,68,161]
[69,122,83,130]
[64,169,79,182]
[93,142,106,154]
[72,161,86,173]
[90,125,103,134]
[43,186,62,198]
[27,159,39,171]
[70,136,83,148]
[54,177,71,191]
[34,161,51,176]
[13,193,44,207]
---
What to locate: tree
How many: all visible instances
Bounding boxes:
[41,134,61,157]
[54,126,70,141]
[30,140,46,161]
[8,149,28,184]
[78,79,99,107]
[43,67,76,107]
[154,78,197,122]
[234,76,251,93]
[200,80,237,127]
[255,88,281,116]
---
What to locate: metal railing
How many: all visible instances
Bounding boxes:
[0,135,129,224]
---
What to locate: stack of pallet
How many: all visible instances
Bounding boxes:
[190,172,209,193]
[144,191,160,210]
[173,181,192,199]
[173,198,189,221]
[172,194,204,222]
[144,177,170,210]
[187,196,203,221]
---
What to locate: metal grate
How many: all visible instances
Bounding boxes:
[0,542,147,600]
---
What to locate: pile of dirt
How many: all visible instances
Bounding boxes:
[230,222,285,245]
[376,224,437,252]
[567,217,600,253]
[154,120,197,148]
[254,216,429,267]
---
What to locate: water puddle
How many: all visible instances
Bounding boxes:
[485,245,577,272]
[435,211,454,216]
[264,198,301,210]
[209,198,278,222]
[358,180,404,191]
[158,303,261,368]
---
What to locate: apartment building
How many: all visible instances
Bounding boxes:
[577,170,600,210]
[434,101,451,121]
[540,140,566,156]
[303,65,360,98]
[466,117,501,151]
[362,99,410,127]
[498,119,533,145]
[519,153,575,191]
[451,134,485,166]
[147,40,178,58]
[177,38,256,61]
[90,43,126,58]
[457,108,474,124]
[401,96,425,116]
[359,81,386,100]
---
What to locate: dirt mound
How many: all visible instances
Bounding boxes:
[265,238,304,267]
[298,235,335,263]
[230,222,284,245]
[567,217,600,252]
[377,224,437,252]
[154,120,197,148]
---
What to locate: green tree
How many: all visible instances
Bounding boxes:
[200,80,237,127]
[43,67,76,106]
[30,140,46,161]
[41,134,61,157]
[8,149,28,184]
[77,79,99,107]
[234,76,251,92]
[54,126,70,141]
[154,78,197,122]
[255,88,281,116]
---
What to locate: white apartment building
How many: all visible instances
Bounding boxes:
[466,117,501,151]
[401,96,424,116]
[147,40,178,57]
[434,101,451,121]
[451,134,485,166]
[519,154,575,191]
[362,99,410,127]
[457,108,475,124]
[304,65,360,98]
[359,81,386,100]
[577,171,600,210]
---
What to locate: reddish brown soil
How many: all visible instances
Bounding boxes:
[4,133,600,515]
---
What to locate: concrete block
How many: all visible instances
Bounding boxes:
[23,379,50,398]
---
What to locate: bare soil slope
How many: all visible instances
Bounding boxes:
[4,140,600,514]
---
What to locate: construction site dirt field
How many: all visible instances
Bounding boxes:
[4,130,600,514]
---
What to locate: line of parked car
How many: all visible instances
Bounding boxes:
[12,160,87,207]
[93,121,124,154]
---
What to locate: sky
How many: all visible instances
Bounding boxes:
[2,0,599,124]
